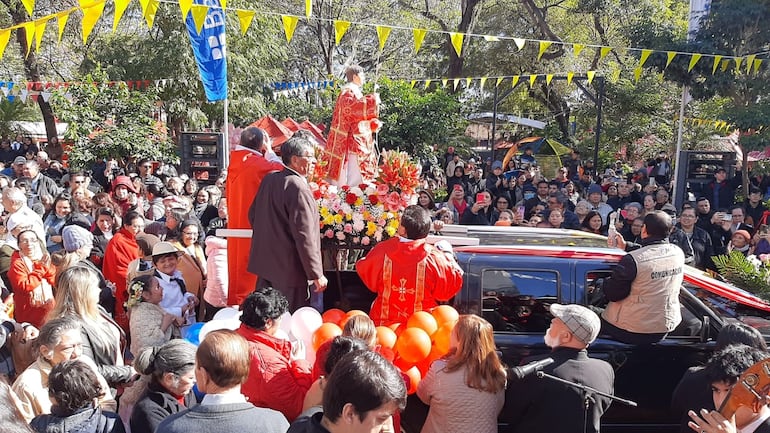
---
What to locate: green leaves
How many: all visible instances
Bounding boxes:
[712,251,770,302]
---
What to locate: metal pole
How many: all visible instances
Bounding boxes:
[593,77,604,171]
[222,98,230,169]
[491,85,498,161]
[672,85,688,208]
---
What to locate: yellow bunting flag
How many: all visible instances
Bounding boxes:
[599,46,612,60]
[80,0,105,44]
[483,35,500,41]
[281,15,298,42]
[190,4,209,34]
[587,70,596,85]
[665,51,677,68]
[566,71,574,85]
[409,80,415,89]
[376,26,391,51]
[511,75,520,88]
[453,79,460,90]
[754,59,762,74]
[734,57,743,74]
[720,59,729,72]
[496,76,504,87]
[238,10,255,36]
[538,41,552,60]
[23,22,35,56]
[633,66,642,82]
[712,55,722,74]
[424,79,431,89]
[639,49,653,67]
[573,44,584,57]
[56,12,69,44]
[0,30,9,60]
[306,0,312,18]
[513,38,525,51]
[449,32,464,57]
[688,54,701,72]
[179,0,193,19]
[441,78,448,88]
[21,0,34,16]
[528,75,537,88]
[611,68,621,82]
[220,0,226,10]
[479,77,487,90]
[466,77,472,88]
[139,0,160,29]
[33,18,47,52]
[113,0,130,31]
[546,74,553,86]
[413,29,426,53]
[334,20,350,45]
[746,54,756,74]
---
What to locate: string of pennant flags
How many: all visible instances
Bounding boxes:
[0,0,765,85]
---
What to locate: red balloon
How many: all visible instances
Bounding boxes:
[432,321,456,356]
[407,311,438,336]
[416,346,442,377]
[312,323,342,351]
[389,322,404,337]
[395,328,432,364]
[376,326,398,349]
[321,308,346,325]
[394,356,415,372]
[431,305,459,327]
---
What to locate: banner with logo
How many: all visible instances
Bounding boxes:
[185,0,228,102]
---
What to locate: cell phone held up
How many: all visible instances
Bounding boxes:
[476,193,486,204]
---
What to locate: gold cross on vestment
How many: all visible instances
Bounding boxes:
[396,278,416,302]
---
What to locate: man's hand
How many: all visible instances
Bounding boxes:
[313,276,328,293]
[290,339,307,361]
[687,409,736,433]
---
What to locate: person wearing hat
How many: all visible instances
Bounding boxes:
[111,175,139,216]
[586,184,613,225]
[728,230,753,257]
[151,242,197,325]
[502,303,614,433]
[0,156,28,180]
[603,210,685,344]
[703,167,741,211]
[485,161,508,200]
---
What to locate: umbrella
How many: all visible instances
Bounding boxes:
[501,137,572,174]
[248,115,293,148]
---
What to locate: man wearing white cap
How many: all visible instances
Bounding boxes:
[3,187,45,250]
[502,303,615,433]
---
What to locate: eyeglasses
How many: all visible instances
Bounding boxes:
[182,231,199,236]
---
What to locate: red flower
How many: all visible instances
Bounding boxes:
[345,193,358,205]
[368,194,379,205]
[312,189,322,200]
[341,185,350,192]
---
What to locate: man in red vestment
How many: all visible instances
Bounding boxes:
[226,127,284,306]
[356,205,464,325]
[321,65,381,186]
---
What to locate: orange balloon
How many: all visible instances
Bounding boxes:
[416,346,442,377]
[407,311,438,336]
[395,328,432,364]
[431,305,459,326]
[432,321,456,355]
[339,309,368,329]
[376,326,398,349]
[322,308,346,325]
[394,356,415,372]
[388,322,404,337]
[311,323,342,351]
[404,366,422,394]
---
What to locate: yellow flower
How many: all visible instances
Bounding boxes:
[355,197,364,206]
[385,225,397,237]
[333,214,344,224]
[345,213,353,221]
[322,215,335,225]
[366,221,378,236]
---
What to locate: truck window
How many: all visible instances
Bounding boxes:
[481,269,558,333]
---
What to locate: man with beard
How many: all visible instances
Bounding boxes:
[502,304,614,433]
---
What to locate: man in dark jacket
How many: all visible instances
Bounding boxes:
[248,136,327,311]
[703,168,741,211]
[502,303,615,433]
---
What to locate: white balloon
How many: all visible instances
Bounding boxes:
[274,329,290,341]
[278,311,292,335]
[290,307,323,342]
[199,318,241,342]
[213,307,241,321]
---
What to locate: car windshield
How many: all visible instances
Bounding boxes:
[685,281,770,336]
[457,226,609,248]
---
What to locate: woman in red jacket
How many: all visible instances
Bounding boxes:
[236,287,312,422]
[102,211,145,332]
[9,230,56,328]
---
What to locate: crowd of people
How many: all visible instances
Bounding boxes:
[0,127,766,433]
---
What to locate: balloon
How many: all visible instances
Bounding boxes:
[404,366,422,394]
[274,329,290,341]
[378,346,396,362]
[416,346,442,377]
[291,307,323,342]
[407,311,438,336]
[340,309,368,329]
[431,305,459,327]
[395,328,432,364]
[278,311,292,336]
[375,326,398,349]
[388,322,404,337]
[394,356,415,372]
[213,307,241,321]
[312,323,343,351]
[182,322,204,346]
[432,321,456,355]
[198,318,240,342]
[322,308,346,325]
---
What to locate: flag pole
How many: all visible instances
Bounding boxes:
[223,97,230,169]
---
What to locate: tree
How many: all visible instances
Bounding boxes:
[51,68,176,169]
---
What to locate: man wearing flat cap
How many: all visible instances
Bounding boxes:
[502,303,615,433]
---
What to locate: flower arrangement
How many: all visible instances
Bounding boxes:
[313,150,421,247]
[125,279,148,309]
[712,251,770,301]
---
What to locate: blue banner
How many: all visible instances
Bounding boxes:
[185,0,228,102]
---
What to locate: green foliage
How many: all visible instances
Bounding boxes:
[0,99,41,138]
[51,68,176,169]
[377,78,467,162]
[712,251,770,301]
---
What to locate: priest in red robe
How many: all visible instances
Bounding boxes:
[356,206,463,326]
[226,127,284,306]
[321,65,381,186]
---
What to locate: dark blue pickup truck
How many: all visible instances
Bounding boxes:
[322,227,770,433]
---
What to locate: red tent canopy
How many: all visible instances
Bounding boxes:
[281,117,303,132]
[249,115,293,148]
[299,120,327,146]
